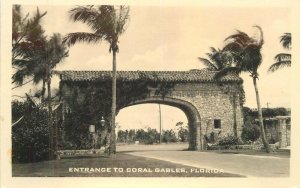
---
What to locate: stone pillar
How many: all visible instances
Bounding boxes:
[278,117,287,148]
[188,122,195,150]
[286,122,291,146]
[195,121,201,151]
[187,121,202,151]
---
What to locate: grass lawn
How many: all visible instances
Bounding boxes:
[12,153,243,177]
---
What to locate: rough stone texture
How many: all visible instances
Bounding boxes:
[59,71,244,151]
[264,120,280,143]
[264,116,291,148]
[170,83,243,138]
[277,116,290,148]
[286,122,291,146]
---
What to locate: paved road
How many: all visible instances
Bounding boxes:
[117,144,290,177]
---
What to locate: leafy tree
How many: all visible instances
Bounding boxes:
[219,26,271,152]
[268,33,291,72]
[176,121,189,142]
[135,129,146,143]
[162,129,178,143]
[243,106,288,121]
[12,5,47,91]
[63,5,130,155]
[135,128,160,144]
[146,128,160,144]
[117,130,128,143]
[178,128,189,142]
[128,129,136,142]
[12,6,68,159]
[243,106,253,122]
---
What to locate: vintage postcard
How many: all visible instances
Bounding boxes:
[1,0,300,187]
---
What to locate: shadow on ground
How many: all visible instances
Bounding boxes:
[12,153,243,177]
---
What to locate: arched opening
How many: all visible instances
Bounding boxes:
[116,104,188,150]
[117,97,202,150]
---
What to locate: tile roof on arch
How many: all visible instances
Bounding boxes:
[56,70,243,83]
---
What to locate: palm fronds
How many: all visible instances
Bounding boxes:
[268,33,291,72]
[198,57,218,71]
[253,25,264,46]
[268,53,291,72]
[280,33,291,49]
[198,47,229,71]
[214,67,241,80]
[268,60,291,72]
[63,32,102,47]
[64,5,130,51]
[222,26,264,77]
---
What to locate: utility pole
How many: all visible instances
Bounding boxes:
[159,104,162,143]
[266,102,270,108]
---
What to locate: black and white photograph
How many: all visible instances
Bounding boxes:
[1,0,300,187]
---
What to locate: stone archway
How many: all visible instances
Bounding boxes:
[122,96,202,150]
[58,70,244,152]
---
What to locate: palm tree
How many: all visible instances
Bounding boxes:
[219,26,271,153]
[63,5,130,155]
[268,33,291,72]
[12,5,47,60]
[198,47,231,71]
[12,5,47,91]
[12,39,49,101]
[43,33,69,159]
[13,33,68,159]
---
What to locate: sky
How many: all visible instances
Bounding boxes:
[12,5,292,130]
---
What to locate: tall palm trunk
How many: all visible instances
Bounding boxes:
[47,77,54,159]
[41,79,46,102]
[253,77,270,153]
[110,49,117,155]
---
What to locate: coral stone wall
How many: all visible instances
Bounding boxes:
[168,83,243,138]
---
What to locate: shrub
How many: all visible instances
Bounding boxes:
[241,121,261,142]
[146,128,160,144]
[218,135,241,146]
[63,113,91,149]
[162,129,178,143]
[204,132,220,144]
[178,128,189,142]
[12,101,49,163]
[135,128,160,144]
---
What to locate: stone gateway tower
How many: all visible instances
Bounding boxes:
[57,69,244,151]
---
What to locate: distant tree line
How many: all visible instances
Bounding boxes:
[117,128,189,144]
[243,107,289,122]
